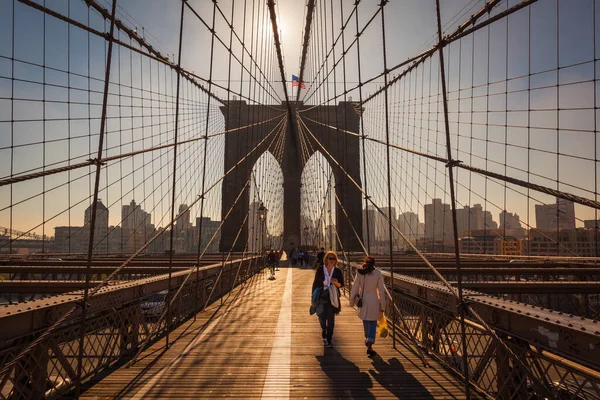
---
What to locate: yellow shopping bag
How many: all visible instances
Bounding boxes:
[377,313,389,338]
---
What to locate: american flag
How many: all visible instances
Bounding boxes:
[292,75,306,89]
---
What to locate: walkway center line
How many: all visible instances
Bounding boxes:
[261,266,293,399]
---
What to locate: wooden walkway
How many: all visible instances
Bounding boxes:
[82,264,466,399]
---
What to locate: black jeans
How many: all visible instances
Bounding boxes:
[318,303,335,342]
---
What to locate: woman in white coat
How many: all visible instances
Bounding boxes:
[349,256,387,356]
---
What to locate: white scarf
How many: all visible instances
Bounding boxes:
[322,265,335,288]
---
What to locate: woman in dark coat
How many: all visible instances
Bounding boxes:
[312,251,344,347]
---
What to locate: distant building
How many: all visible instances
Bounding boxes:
[122,200,152,230]
[425,200,499,250]
[484,211,498,230]
[424,199,451,243]
[494,236,523,256]
[459,230,521,255]
[55,200,110,254]
[459,232,497,255]
[535,198,576,231]
[174,204,193,253]
[374,207,396,243]
[500,210,522,230]
[121,200,154,253]
[528,228,600,257]
[195,217,221,253]
[397,211,423,246]
[584,220,600,229]
[84,199,109,230]
[455,204,484,237]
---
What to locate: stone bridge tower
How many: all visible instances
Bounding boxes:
[219,101,363,252]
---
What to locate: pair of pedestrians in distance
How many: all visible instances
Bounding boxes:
[311,253,386,355]
[290,248,307,266]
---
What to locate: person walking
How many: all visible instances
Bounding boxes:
[266,250,277,280]
[349,256,386,356]
[312,251,344,347]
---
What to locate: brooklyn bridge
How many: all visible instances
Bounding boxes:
[1,0,600,398]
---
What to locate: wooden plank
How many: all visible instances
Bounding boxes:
[81,264,466,399]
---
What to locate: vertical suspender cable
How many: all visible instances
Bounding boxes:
[166,0,186,349]
[379,0,397,348]
[354,2,372,254]
[75,0,117,396]
[193,0,218,318]
[434,0,471,397]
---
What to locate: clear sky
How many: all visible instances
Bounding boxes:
[1,0,599,242]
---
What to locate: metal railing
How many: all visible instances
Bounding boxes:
[341,261,600,400]
[0,257,260,399]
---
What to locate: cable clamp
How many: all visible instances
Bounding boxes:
[470,14,479,26]
[361,134,368,139]
[364,195,371,200]
[74,298,91,309]
[457,300,471,316]
[198,194,205,199]
[87,158,106,166]
[445,159,462,168]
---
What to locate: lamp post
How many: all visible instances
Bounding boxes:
[258,202,266,265]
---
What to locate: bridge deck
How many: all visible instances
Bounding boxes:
[82,264,466,399]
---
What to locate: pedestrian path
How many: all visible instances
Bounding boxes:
[82,264,466,399]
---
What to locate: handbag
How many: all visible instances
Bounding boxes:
[356,274,365,308]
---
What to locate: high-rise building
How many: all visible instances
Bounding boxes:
[500,210,521,230]
[484,211,498,230]
[196,217,221,253]
[424,199,451,243]
[84,199,109,229]
[375,207,396,243]
[84,199,109,253]
[176,204,192,232]
[55,200,110,254]
[455,204,485,235]
[397,211,422,244]
[122,199,152,230]
[121,200,153,253]
[535,198,576,231]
